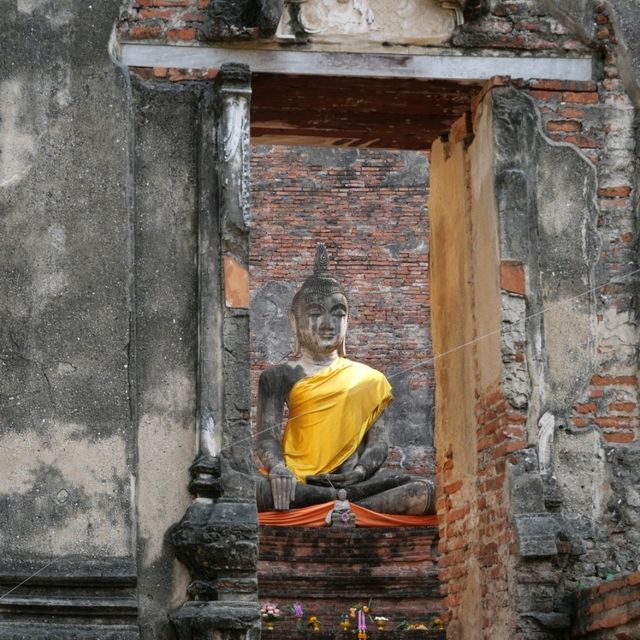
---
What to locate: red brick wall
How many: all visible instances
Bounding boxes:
[119,0,206,42]
[258,526,443,632]
[250,145,434,471]
[437,385,526,635]
[573,571,640,638]
[451,1,589,51]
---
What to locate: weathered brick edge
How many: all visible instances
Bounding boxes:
[572,571,640,637]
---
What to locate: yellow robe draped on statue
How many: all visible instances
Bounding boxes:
[282,358,393,483]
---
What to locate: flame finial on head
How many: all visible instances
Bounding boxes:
[313,243,330,275]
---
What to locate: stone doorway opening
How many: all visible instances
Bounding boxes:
[246,72,483,634]
[246,70,482,488]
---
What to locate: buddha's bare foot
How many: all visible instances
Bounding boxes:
[306,467,366,488]
[356,479,435,515]
[342,470,412,502]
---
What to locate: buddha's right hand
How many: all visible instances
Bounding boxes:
[269,462,296,510]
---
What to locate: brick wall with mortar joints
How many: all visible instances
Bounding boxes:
[449,1,592,52]
[515,4,639,447]
[119,0,206,42]
[572,570,640,638]
[437,246,528,635]
[249,145,433,474]
[437,385,527,635]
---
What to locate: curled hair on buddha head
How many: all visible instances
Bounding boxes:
[290,243,349,357]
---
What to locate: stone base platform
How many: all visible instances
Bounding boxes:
[258,526,443,635]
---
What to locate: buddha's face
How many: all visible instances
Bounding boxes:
[292,292,348,355]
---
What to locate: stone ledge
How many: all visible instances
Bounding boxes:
[0,623,139,640]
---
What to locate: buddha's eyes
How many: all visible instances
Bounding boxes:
[304,303,346,319]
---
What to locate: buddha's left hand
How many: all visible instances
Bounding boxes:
[306,467,365,488]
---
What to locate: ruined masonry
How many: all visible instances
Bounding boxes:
[1,1,640,639]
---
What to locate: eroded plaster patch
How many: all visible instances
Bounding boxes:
[17,0,73,24]
[138,413,193,565]
[0,80,37,188]
[0,421,130,555]
[1,421,127,495]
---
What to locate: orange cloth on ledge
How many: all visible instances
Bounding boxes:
[258,501,438,528]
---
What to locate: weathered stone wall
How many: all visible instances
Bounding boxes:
[131,76,202,640]
[0,0,139,637]
[517,5,639,452]
[0,5,205,639]
[514,5,640,614]
[250,146,433,474]
[431,4,639,634]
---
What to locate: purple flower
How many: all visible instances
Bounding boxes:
[293,602,304,618]
[358,609,367,631]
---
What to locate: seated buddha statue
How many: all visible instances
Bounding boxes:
[255,244,435,515]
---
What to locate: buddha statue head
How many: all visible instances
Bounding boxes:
[289,244,349,357]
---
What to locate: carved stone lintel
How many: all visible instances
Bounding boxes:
[198,0,488,44]
[274,0,489,44]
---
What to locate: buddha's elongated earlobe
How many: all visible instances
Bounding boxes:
[293,334,301,358]
[338,319,347,357]
[289,310,301,357]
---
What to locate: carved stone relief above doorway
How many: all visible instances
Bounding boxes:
[276,0,467,45]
